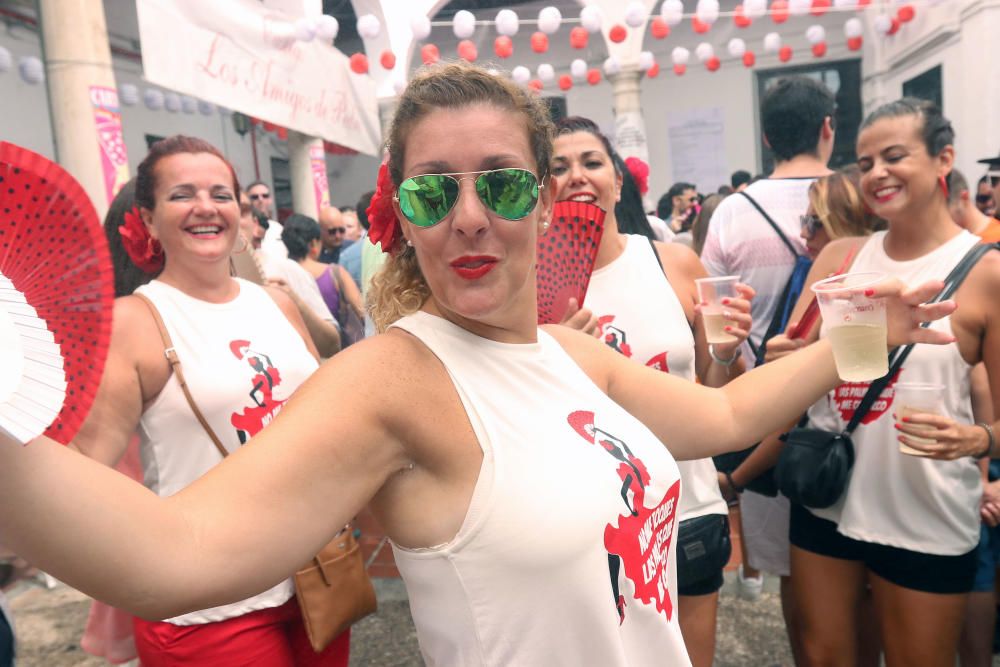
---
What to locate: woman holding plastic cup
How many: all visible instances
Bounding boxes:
[551,117,754,667]
[771,99,1000,666]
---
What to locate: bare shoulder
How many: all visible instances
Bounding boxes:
[812,235,869,276]
[966,247,1000,307]
[653,240,703,276]
[262,284,297,314]
[542,324,616,394]
[113,295,163,360]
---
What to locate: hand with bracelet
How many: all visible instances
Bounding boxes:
[695,282,756,368]
[894,414,996,460]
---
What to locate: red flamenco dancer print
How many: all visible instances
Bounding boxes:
[229,339,287,444]
[568,411,680,625]
[832,368,902,424]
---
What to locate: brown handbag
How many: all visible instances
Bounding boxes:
[134,292,377,653]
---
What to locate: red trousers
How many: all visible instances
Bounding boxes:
[133,597,350,667]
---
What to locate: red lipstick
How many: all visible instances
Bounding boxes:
[450,255,498,280]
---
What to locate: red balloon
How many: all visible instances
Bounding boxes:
[887,17,900,35]
[587,68,601,85]
[778,45,793,62]
[706,56,721,71]
[847,36,863,51]
[647,62,660,78]
[733,5,751,28]
[276,127,288,141]
[570,26,589,49]
[420,44,440,65]
[673,63,686,76]
[771,0,789,23]
[811,0,831,16]
[811,41,827,57]
[457,39,477,62]
[528,79,543,92]
[857,0,871,5]
[262,121,277,133]
[651,17,670,39]
[493,36,513,59]
[530,31,549,53]
[609,24,628,43]
[692,17,710,33]
[558,74,573,91]
[897,4,915,22]
[248,116,260,127]
[742,51,756,67]
[379,50,396,70]
[349,52,368,74]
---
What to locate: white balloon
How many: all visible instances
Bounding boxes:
[0,46,12,73]
[844,17,863,38]
[269,21,296,48]
[537,63,555,83]
[181,96,197,114]
[143,88,164,110]
[315,15,339,41]
[495,9,519,36]
[789,0,811,16]
[217,106,232,116]
[805,25,826,44]
[357,14,381,39]
[453,10,476,39]
[119,83,139,106]
[744,0,768,19]
[833,0,856,8]
[198,100,215,115]
[538,6,562,34]
[625,2,647,28]
[873,14,892,34]
[696,0,720,24]
[512,65,531,84]
[295,17,316,42]
[409,15,431,41]
[671,46,691,65]
[695,42,714,62]
[728,38,747,57]
[603,56,620,76]
[570,58,588,79]
[764,32,782,52]
[17,56,43,85]
[164,92,181,113]
[661,0,685,26]
[639,51,655,71]
[580,6,603,33]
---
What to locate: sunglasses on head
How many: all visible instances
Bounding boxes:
[249,192,271,201]
[393,168,541,228]
[800,213,824,239]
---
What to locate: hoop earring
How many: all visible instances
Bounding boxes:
[233,233,250,254]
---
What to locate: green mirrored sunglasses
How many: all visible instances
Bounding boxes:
[393,168,541,228]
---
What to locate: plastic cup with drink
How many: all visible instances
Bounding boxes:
[894,382,945,456]
[695,276,740,345]
[812,271,889,382]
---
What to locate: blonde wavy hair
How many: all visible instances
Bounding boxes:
[368,61,555,332]
[808,167,881,240]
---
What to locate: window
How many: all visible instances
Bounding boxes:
[902,66,942,109]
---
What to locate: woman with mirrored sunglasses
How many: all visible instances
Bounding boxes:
[549,116,753,667]
[0,64,959,667]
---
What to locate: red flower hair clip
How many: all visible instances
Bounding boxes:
[367,158,402,255]
[624,157,650,196]
[118,205,164,273]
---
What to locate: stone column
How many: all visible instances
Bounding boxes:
[287,130,328,218]
[608,66,650,166]
[37,0,121,215]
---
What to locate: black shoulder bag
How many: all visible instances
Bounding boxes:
[776,241,999,509]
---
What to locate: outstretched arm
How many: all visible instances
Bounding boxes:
[0,337,411,619]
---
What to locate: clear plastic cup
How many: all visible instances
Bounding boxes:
[695,276,740,344]
[812,271,888,382]
[894,382,945,456]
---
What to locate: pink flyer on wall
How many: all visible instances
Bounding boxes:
[90,86,130,203]
[310,143,331,213]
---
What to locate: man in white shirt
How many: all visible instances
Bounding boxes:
[701,75,835,624]
[247,180,287,260]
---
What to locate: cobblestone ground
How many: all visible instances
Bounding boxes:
[8,580,1000,666]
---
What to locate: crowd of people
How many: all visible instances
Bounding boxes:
[0,59,999,667]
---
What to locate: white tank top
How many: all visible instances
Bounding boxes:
[390,312,690,667]
[135,279,318,624]
[807,230,981,555]
[586,234,728,522]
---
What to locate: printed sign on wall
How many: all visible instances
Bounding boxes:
[90,86,130,204]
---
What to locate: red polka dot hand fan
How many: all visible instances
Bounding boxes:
[0,142,114,445]
[536,201,606,324]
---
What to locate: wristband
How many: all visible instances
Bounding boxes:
[710,345,741,367]
[724,470,744,494]
[976,422,996,459]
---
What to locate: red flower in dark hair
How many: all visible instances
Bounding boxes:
[118,206,164,273]
[624,157,650,196]
[367,158,402,255]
